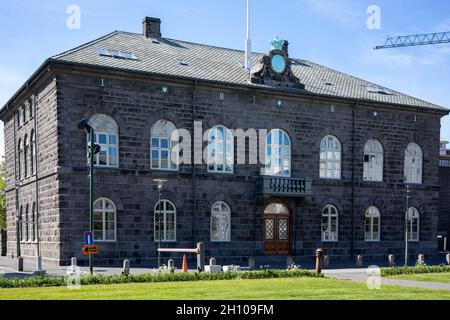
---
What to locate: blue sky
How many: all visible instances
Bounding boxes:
[1,0,450,158]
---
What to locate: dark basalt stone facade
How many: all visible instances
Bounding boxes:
[1,17,448,266]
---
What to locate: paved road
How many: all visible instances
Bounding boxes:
[323,268,450,291]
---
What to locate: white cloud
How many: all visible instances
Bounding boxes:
[303,0,363,26]
[434,18,450,32]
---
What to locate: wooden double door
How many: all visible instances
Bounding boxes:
[264,203,290,256]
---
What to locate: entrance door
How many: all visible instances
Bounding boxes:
[264,203,290,255]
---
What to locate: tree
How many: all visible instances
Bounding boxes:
[0,158,6,231]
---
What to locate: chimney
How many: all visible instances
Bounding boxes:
[143,17,161,38]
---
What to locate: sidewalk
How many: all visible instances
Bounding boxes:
[323,268,450,291]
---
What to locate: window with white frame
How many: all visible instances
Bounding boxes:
[363,139,383,182]
[207,126,234,173]
[154,200,176,242]
[404,143,423,184]
[93,198,117,241]
[18,139,22,180]
[25,204,29,242]
[265,129,291,177]
[30,130,36,176]
[407,207,420,241]
[211,201,231,241]
[322,205,338,241]
[24,135,29,178]
[88,114,119,167]
[151,120,178,171]
[365,206,380,241]
[32,203,37,242]
[320,135,342,179]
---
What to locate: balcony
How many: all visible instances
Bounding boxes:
[256,176,313,198]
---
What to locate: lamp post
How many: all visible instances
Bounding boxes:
[78,120,100,275]
[405,184,411,267]
[153,178,167,268]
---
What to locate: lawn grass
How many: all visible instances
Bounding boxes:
[388,272,450,284]
[1,278,450,300]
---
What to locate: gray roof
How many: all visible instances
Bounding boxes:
[52,31,447,112]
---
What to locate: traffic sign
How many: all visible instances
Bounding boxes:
[82,245,99,255]
[84,231,94,245]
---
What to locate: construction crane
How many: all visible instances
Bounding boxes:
[374,31,450,50]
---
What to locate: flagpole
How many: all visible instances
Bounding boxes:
[245,0,252,78]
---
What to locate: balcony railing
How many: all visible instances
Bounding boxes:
[256,176,313,197]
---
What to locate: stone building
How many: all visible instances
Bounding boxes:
[0,17,448,266]
[439,139,450,251]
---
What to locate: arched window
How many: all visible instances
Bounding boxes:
[18,139,22,180]
[19,206,23,242]
[25,204,30,242]
[211,202,231,241]
[32,203,37,242]
[24,135,29,178]
[88,114,119,167]
[154,200,176,241]
[30,130,36,176]
[22,106,26,125]
[93,198,117,241]
[207,126,234,173]
[407,207,420,241]
[363,140,383,182]
[28,99,33,119]
[365,206,380,241]
[320,135,342,179]
[151,120,178,171]
[322,205,338,241]
[404,143,423,184]
[265,129,291,177]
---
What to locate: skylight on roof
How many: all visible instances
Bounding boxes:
[364,85,394,96]
[96,48,138,61]
[176,58,189,66]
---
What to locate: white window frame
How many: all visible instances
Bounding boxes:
[363,139,384,182]
[407,207,420,242]
[24,135,29,178]
[322,205,339,242]
[365,206,381,242]
[404,143,423,184]
[265,129,291,177]
[93,198,117,242]
[88,114,119,168]
[151,120,179,171]
[30,130,36,176]
[154,200,177,242]
[320,135,342,180]
[207,126,234,174]
[210,201,231,242]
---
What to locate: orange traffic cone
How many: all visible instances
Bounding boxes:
[182,254,188,273]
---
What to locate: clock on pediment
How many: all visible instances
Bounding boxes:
[251,36,305,89]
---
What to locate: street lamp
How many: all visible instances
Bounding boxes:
[153,178,167,268]
[405,184,411,267]
[78,119,101,275]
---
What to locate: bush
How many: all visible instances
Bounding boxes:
[0,268,320,289]
[381,265,450,277]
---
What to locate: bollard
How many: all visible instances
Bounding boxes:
[418,254,425,265]
[209,258,216,266]
[196,242,205,272]
[388,254,395,267]
[123,259,130,276]
[168,259,175,273]
[356,255,363,268]
[18,256,24,272]
[286,256,293,268]
[446,253,450,266]
[323,256,330,269]
[315,249,323,275]
[248,257,256,270]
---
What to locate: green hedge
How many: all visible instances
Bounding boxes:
[381,265,450,276]
[0,268,321,289]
